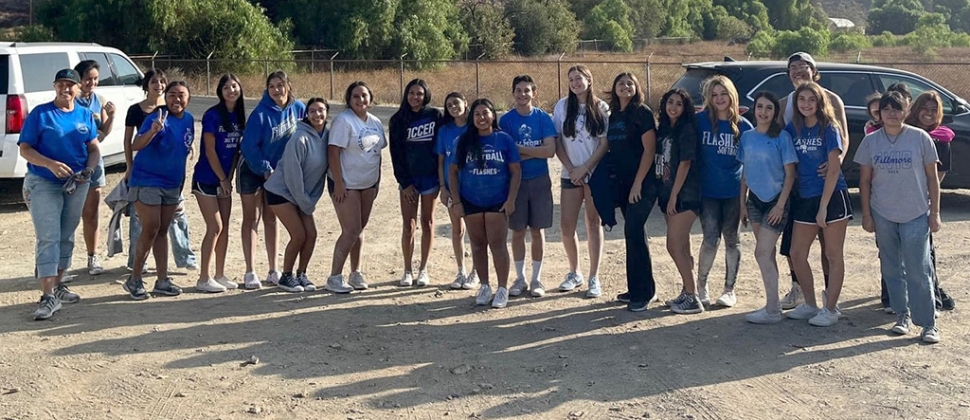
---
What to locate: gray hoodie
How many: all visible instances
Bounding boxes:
[264,121,329,215]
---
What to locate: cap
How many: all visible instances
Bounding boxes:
[54,68,80,84]
[787,52,816,70]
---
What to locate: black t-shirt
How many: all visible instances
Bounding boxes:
[605,103,656,183]
[655,121,701,204]
[125,102,155,129]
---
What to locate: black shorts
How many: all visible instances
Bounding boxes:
[657,193,702,215]
[561,178,583,190]
[936,141,952,172]
[237,160,266,195]
[791,189,853,225]
[265,189,291,206]
[460,197,503,215]
[191,181,221,197]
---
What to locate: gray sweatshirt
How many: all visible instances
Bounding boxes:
[264,121,329,215]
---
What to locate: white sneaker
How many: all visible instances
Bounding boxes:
[475,284,493,306]
[509,277,528,296]
[820,289,842,315]
[325,275,354,294]
[462,270,480,290]
[586,276,602,298]
[449,271,466,289]
[530,279,546,297]
[786,303,820,320]
[492,287,509,308]
[186,262,198,271]
[196,278,227,293]
[746,307,783,324]
[809,307,840,327]
[349,271,369,290]
[88,255,104,275]
[697,287,711,306]
[716,290,737,307]
[243,272,262,290]
[558,271,584,291]
[214,276,238,290]
[60,274,78,284]
[780,283,804,310]
[400,271,413,287]
[415,270,430,287]
[267,270,282,286]
[921,327,941,344]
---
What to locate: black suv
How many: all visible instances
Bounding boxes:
[672,59,970,188]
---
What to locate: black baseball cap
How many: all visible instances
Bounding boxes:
[54,68,80,84]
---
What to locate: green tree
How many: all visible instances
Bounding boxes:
[763,0,829,31]
[507,0,580,55]
[771,26,830,58]
[626,0,666,38]
[829,31,872,52]
[713,0,770,31]
[716,15,753,40]
[745,30,776,56]
[867,0,926,35]
[460,0,515,59]
[585,0,636,51]
[929,0,970,33]
[905,12,954,55]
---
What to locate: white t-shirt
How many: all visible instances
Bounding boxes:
[328,109,387,189]
[552,97,610,179]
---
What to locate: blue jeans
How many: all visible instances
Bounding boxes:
[873,210,935,328]
[24,173,90,278]
[127,203,197,269]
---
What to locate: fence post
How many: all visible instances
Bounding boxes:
[206,51,214,97]
[857,51,862,63]
[264,59,269,79]
[475,53,486,98]
[557,52,565,99]
[151,51,157,70]
[399,53,408,102]
[329,52,339,101]
[311,50,315,74]
[646,52,653,106]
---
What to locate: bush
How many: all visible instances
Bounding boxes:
[715,15,752,40]
[771,27,830,58]
[460,1,514,59]
[585,0,635,52]
[745,30,775,57]
[829,32,872,52]
[507,0,579,55]
[866,0,924,35]
[951,32,970,47]
[870,31,898,47]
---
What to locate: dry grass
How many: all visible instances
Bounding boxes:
[151,42,970,112]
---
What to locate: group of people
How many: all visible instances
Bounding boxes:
[19,52,953,343]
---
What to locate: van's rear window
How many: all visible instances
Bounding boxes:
[0,55,8,95]
[19,52,70,93]
[671,68,721,108]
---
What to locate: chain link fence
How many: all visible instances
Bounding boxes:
[129,52,970,112]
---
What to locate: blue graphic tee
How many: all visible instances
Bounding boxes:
[457,131,522,207]
[784,122,847,198]
[194,108,242,185]
[17,102,98,182]
[737,129,799,202]
[132,110,195,189]
[499,107,556,180]
[435,121,468,191]
[696,110,753,198]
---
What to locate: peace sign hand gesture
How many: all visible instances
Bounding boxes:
[151,108,168,134]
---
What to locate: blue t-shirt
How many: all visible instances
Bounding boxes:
[17,102,98,182]
[696,110,753,199]
[75,94,103,129]
[499,107,556,180]
[457,131,522,207]
[194,108,242,185]
[131,110,195,189]
[737,129,799,202]
[784,122,848,198]
[435,121,468,191]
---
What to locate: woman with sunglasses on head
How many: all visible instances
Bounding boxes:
[192,74,245,293]
[437,92,479,290]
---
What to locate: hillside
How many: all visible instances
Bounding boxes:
[0,0,29,28]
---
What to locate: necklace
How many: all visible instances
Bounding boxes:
[883,126,904,147]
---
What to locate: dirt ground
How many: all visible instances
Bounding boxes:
[1,122,970,419]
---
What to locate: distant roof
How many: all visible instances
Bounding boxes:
[828,18,855,28]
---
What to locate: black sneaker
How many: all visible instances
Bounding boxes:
[123,277,150,300]
[670,293,704,315]
[617,292,631,303]
[152,278,183,296]
[939,287,955,311]
[54,283,80,304]
[628,300,648,312]
[296,272,316,292]
[277,272,304,293]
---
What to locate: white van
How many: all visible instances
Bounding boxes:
[1,42,144,178]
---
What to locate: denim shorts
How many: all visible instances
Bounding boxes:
[401,175,440,195]
[746,193,789,234]
[129,186,181,206]
[23,173,89,278]
[90,156,106,188]
[237,160,266,195]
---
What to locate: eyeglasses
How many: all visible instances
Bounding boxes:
[788,64,811,72]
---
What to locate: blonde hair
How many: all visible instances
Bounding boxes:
[791,82,841,138]
[701,75,741,140]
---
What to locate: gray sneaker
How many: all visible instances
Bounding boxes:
[586,276,602,298]
[462,270,480,290]
[349,271,368,290]
[558,272,584,291]
[33,294,62,320]
[324,275,354,294]
[123,277,149,300]
[152,278,183,296]
[665,290,688,307]
[890,314,912,335]
[87,254,104,275]
[54,283,80,304]
[921,327,941,343]
[670,293,705,315]
[509,277,528,296]
[296,272,316,292]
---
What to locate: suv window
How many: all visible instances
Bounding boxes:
[749,72,792,100]
[0,55,8,95]
[109,53,141,86]
[876,74,953,114]
[79,52,116,86]
[818,72,874,107]
[672,68,720,107]
[19,52,70,93]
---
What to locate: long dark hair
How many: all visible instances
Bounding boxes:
[608,72,644,112]
[441,91,466,127]
[752,91,783,138]
[456,98,498,170]
[658,88,696,133]
[563,65,605,138]
[398,78,431,112]
[303,97,330,128]
[215,73,246,133]
[266,70,294,107]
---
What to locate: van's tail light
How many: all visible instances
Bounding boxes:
[738,106,750,115]
[6,94,27,134]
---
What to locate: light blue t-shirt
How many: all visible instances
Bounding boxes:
[434,121,468,191]
[75,94,103,129]
[457,131,522,207]
[132,110,195,189]
[737,129,799,202]
[696,110,753,199]
[499,107,557,180]
[784,122,848,198]
[17,102,98,182]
